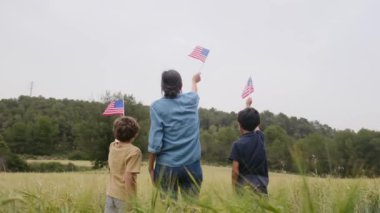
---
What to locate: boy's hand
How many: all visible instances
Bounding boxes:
[245,97,252,108]
[192,72,201,84]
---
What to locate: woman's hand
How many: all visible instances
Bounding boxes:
[192,72,201,84]
[192,72,201,93]
[148,153,156,184]
[149,169,154,184]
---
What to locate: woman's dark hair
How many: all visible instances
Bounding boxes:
[113,116,140,142]
[237,108,260,131]
[161,70,182,98]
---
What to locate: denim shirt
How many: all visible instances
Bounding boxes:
[148,92,201,167]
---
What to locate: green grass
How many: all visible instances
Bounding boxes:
[0,165,379,212]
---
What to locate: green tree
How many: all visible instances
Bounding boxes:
[29,116,59,155]
[332,130,357,177]
[295,133,332,175]
[1,95,380,176]
[0,135,28,172]
[264,125,294,172]
[4,122,31,154]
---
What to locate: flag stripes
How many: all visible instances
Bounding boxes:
[241,77,254,99]
[103,99,124,116]
[188,46,210,63]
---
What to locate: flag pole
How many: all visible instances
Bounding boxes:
[122,99,125,116]
[198,61,206,73]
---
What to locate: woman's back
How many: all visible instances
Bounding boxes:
[149,92,201,167]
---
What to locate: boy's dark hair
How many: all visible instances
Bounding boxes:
[113,116,140,142]
[237,108,260,131]
[161,70,182,98]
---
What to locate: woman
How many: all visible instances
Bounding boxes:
[148,70,202,199]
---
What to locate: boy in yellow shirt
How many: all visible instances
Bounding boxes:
[105,116,142,213]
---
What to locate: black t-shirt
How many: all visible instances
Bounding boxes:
[229,131,268,178]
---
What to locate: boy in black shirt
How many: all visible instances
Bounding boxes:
[229,97,269,195]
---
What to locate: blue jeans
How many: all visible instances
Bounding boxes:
[154,160,203,200]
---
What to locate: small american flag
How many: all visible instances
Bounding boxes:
[241,77,254,99]
[188,46,210,63]
[103,99,124,116]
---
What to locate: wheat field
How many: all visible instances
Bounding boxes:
[0,164,379,212]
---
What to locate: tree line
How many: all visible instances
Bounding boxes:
[0,95,379,177]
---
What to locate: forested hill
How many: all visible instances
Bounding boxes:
[1,95,379,176]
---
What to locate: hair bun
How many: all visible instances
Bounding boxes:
[161,70,182,98]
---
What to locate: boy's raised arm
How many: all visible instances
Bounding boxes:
[245,97,252,108]
[245,97,260,132]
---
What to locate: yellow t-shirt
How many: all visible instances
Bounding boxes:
[106,141,142,201]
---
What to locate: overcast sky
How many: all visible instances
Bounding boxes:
[0,0,379,131]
